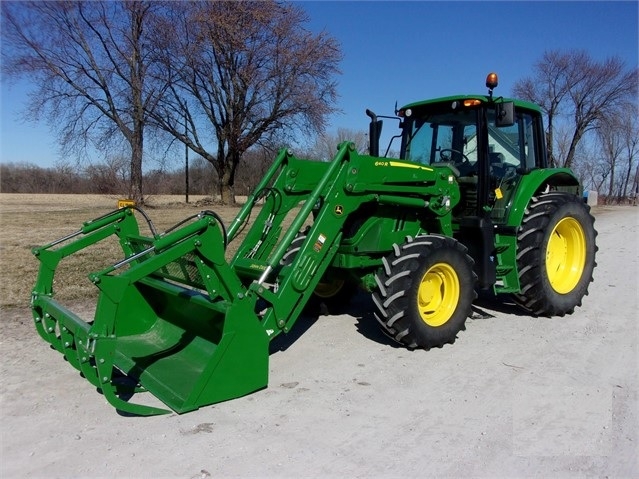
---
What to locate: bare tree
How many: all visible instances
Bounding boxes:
[150,1,342,204]
[513,50,637,168]
[1,1,167,203]
[578,102,639,203]
[512,51,576,167]
[84,156,130,194]
[234,147,279,197]
[596,114,626,201]
[304,128,368,161]
[617,103,639,200]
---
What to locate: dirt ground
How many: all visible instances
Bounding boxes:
[1,205,637,478]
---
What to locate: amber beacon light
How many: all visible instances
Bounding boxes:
[486,72,499,90]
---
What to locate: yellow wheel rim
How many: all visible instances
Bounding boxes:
[546,217,586,294]
[417,263,460,327]
[314,279,344,298]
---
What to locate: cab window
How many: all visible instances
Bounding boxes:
[404,109,478,171]
[487,110,537,178]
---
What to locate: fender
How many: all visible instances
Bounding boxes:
[505,168,580,228]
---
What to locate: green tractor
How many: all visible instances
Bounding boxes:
[31,74,597,415]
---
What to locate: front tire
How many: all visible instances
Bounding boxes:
[514,192,597,316]
[372,235,477,349]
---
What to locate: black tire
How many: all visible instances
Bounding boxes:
[279,233,307,266]
[280,233,357,314]
[372,235,477,349]
[513,192,597,316]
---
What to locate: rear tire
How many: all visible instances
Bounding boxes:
[513,192,597,316]
[372,235,477,349]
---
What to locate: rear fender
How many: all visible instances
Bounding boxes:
[505,169,580,227]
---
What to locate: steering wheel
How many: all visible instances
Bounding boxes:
[439,148,471,164]
[439,148,475,176]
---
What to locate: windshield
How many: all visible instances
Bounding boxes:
[402,108,478,170]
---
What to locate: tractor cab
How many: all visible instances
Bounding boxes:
[394,74,547,223]
[367,74,547,224]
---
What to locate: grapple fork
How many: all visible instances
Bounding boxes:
[32,208,269,416]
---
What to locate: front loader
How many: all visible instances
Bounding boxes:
[31,74,597,415]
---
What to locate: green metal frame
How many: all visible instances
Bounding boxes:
[32,142,462,415]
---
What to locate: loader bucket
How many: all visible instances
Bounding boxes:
[31,208,269,416]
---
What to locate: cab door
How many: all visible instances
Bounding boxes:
[483,106,544,223]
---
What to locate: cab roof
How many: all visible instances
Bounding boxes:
[399,95,543,114]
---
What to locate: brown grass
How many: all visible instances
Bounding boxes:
[2,193,617,313]
[0,194,245,309]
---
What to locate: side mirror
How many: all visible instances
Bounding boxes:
[495,102,515,127]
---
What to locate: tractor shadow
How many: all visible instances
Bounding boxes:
[268,291,529,354]
[349,290,531,348]
[348,292,404,348]
[268,291,400,353]
[269,313,318,354]
[472,291,531,319]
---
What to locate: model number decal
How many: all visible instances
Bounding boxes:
[374,160,433,172]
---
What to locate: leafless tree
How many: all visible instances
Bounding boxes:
[84,156,130,194]
[617,103,639,201]
[572,141,601,193]
[596,114,626,201]
[0,161,90,193]
[303,128,368,161]
[1,1,168,203]
[513,50,638,169]
[512,51,575,167]
[576,103,639,202]
[150,1,342,204]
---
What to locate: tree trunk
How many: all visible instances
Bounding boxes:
[546,114,556,167]
[219,170,235,204]
[607,158,616,201]
[219,156,240,204]
[130,132,144,204]
[216,149,241,205]
[622,156,633,198]
[564,127,585,169]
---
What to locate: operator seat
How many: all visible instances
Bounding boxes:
[489,152,506,177]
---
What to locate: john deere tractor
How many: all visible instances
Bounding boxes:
[31,74,597,415]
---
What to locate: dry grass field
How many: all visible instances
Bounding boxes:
[0,193,244,309]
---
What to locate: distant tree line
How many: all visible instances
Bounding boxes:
[0,130,363,197]
[0,148,273,198]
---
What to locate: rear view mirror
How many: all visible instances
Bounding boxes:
[496,102,515,127]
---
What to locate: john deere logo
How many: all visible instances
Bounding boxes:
[334,205,344,216]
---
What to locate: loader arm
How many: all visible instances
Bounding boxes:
[31,142,457,416]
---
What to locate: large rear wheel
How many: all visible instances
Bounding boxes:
[372,235,477,349]
[514,192,597,315]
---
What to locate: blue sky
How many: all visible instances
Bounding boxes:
[1,0,637,168]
